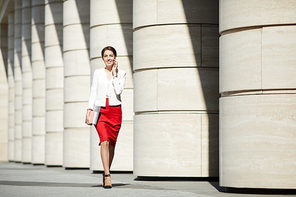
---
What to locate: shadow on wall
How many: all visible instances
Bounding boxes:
[1,23,8,78]
[181,1,220,177]
[114,0,133,73]
[75,0,90,58]
[32,3,45,62]
[48,0,63,54]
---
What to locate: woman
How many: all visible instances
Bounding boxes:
[86,46,126,189]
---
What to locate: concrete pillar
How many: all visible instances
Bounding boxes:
[14,0,23,162]
[89,0,133,171]
[7,12,15,161]
[44,0,63,166]
[63,0,90,168]
[22,0,32,163]
[133,0,219,177]
[0,23,8,161]
[31,0,45,164]
[220,0,296,189]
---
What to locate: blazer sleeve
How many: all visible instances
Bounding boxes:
[112,70,126,95]
[87,70,98,109]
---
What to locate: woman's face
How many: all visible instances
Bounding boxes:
[103,50,115,67]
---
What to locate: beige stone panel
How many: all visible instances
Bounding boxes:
[133,0,157,29]
[0,130,8,160]
[45,46,63,68]
[46,110,63,132]
[63,0,89,26]
[90,0,132,26]
[32,116,45,135]
[32,135,45,164]
[22,56,31,72]
[8,141,14,161]
[8,127,14,141]
[220,29,262,93]
[32,62,46,80]
[31,43,45,62]
[8,114,14,131]
[32,79,45,98]
[22,88,32,105]
[90,58,102,74]
[134,70,157,112]
[262,26,296,89]
[118,57,133,89]
[15,125,22,139]
[0,60,8,161]
[220,94,296,188]
[45,132,63,166]
[90,25,132,59]
[134,114,202,176]
[63,50,90,76]
[133,25,200,71]
[202,25,219,68]
[45,25,63,46]
[31,24,45,44]
[45,1,63,25]
[158,68,219,111]
[14,139,22,162]
[201,113,219,177]
[14,95,22,110]
[32,97,46,116]
[46,67,63,88]
[22,72,32,88]
[220,0,296,33]
[89,126,100,170]
[22,121,32,137]
[22,137,32,163]
[63,24,89,51]
[157,0,218,25]
[121,89,133,121]
[8,140,14,161]
[64,76,90,102]
[9,89,15,104]
[22,105,32,122]
[63,128,90,168]
[46,89,63,110]
[64,103,89,128]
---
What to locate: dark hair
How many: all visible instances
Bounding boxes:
[101,46,117,58]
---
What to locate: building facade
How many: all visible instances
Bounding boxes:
[0,0,295,190]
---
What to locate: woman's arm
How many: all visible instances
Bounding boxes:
[112,71,126,95]
[87,70,98,110]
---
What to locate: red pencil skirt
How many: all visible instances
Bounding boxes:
[95,98,122,147]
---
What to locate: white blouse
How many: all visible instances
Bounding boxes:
[87,68,126,109]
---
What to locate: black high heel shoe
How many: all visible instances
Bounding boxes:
[103,173,112,189]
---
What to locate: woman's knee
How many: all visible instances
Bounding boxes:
[101,140,110,148]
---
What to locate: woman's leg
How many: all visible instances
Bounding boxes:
[109,144,115,169]
[100,141,110,174]
[100,141,112,187]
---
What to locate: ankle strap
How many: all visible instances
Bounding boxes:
[103,174,111,177]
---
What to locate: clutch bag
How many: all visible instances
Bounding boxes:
[88,106,100,125]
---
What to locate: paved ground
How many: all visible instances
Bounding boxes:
[0,162,295,197]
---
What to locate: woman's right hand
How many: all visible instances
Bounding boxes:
[86,109,92,125]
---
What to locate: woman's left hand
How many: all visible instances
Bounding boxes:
[112,59,118,77]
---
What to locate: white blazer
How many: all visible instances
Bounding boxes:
[87,68,126,109]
